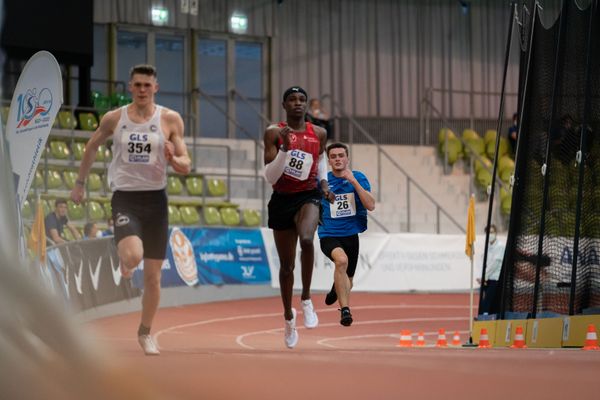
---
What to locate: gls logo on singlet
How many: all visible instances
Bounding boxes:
[283,149,313,181]
[122,132,159,164]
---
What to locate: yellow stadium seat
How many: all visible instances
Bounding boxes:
[203,206,222,225]
[58,110,77,130]
[49,140,70,159]
[87,201,105,221]
[63,170,78,189]
[78,112,98,131]
[207,179,227,197]
[220,207,240,226]
[167,176,183,195]
[180,206,200,225]
[168,204,182,225]
[67,200,84,220]
[71,142,86,160]
[241,209,261,227]
[185,176,203,196]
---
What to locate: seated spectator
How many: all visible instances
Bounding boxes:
[306,98,333,139]
[83,222,99,239]
[102,217,114,237]
[45,198,81,244]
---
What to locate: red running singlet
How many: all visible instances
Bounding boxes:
[272,122,321,193]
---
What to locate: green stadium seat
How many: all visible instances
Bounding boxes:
[485,137,509,159]
[474,156,492,174]
[46,169,64,189]
[476,168,492,190]
[207,178,227,197]
[78,112,98,131]
[63,170,78,190]
[63,227,77,241]
[103,201,112,218]
[21,199,32,219]
[87,201,105,221]
[167,176,183,195]
[49,140,70,159]
[180,206,200,225]
[96,145,108,162]
[93,95,111,115]
[484,129,497,145]
[462,129,480,141]
[168,204,182,225]
[1,106,9,125]
[185,176,203,196]
[111,92,131,107]
[501,195,512,216]
[87,173,103,191]
[33,170,44,189]
[58,110,77,130]
[71,142,86,160]
[67,200,84,220]
[220,207,240,226]
[438,128,456,144]
[438,137,462,166]
[203,206,222,225]
[463,137,485,160]
[242,209,261,227]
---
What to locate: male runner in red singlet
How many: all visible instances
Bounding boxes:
[71,64,191,355]
[263,86,333,348]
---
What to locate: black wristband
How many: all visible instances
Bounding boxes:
[75,179,85,187]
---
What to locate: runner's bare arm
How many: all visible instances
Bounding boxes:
[71,110,119,204]
[165,111,191,175]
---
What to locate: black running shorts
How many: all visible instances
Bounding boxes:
[111,189,169,260]
[319,234,360,277]
[268,189,321,230]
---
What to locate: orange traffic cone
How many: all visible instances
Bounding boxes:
[397,330,413,347]
[477,327,491,348]
[582,324,600,351]
[436,329,448,347]
[415,331,426,347]
[511,326,527,349]
[451,331,461,346]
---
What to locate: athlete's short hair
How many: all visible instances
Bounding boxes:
[326,142,349,157]
[129,64,157,80]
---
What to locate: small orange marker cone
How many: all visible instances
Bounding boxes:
[582,324,600,351]
[451,331,461,346]
[415,331,426,347]
[510,326,527,349]
[436,329,448,347]
[477,328,491,348]
[397,330,413,347]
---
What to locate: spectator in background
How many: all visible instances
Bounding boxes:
[508,112,518,156]
[477,224,504,315]
[83,222,99,239]
[45,198,81,244]
[102,217,114,237]
[306,98,333,140]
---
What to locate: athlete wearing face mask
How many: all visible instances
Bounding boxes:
[477,224,505,315]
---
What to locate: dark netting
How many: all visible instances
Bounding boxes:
[499,2,600,317]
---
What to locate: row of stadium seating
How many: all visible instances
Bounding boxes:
[32,168,227,198]
[42,139,111,161]
[23,197,261,228]
[438,128,515,216]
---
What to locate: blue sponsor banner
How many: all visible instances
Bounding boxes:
[135,227,271,288]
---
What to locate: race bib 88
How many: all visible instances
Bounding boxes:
[283,149,313,181]
[330,192,356,218]
[122,132,159,164]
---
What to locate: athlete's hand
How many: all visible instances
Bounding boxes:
[279,125,293,151]
[70,185,85,205]
[339,169,356,183]
[322,189,335,204]
[164,140,175,162]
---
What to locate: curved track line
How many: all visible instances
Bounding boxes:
[153,304,470,350]
[236,316,469,350]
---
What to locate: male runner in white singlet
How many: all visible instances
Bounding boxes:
[71,64,191,355]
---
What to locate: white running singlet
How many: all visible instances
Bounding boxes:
[108,105,168,191]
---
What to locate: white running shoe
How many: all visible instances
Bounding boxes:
[284,308,299,349]
[301,298,319,329]
[138,334,160,356]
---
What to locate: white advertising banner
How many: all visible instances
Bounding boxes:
[262,229,492,292]
[5,51,63,209]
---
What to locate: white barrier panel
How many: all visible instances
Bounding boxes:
[262,229,492,292]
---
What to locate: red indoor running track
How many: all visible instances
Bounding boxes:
[89,293,598,400]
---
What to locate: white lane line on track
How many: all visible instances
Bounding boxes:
[235,316,469,350]
[316,328,471,348]
[152,304,470,350]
